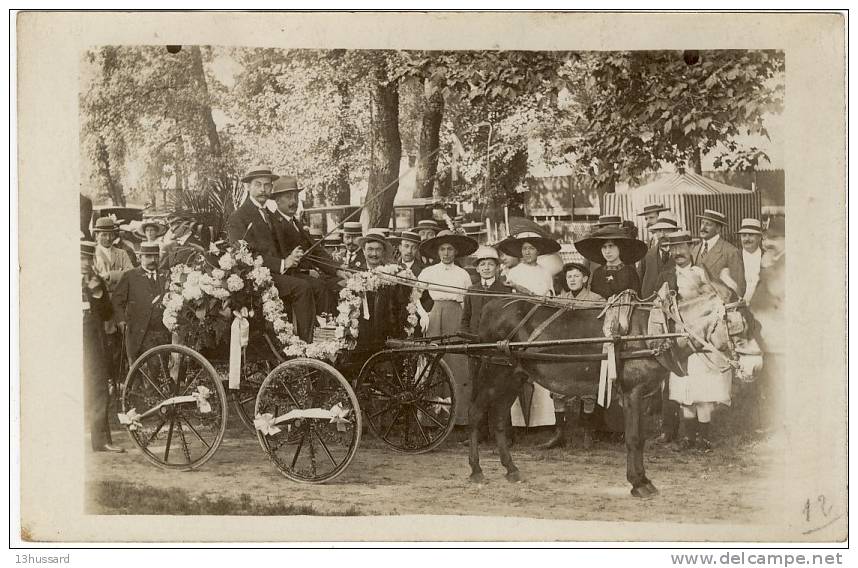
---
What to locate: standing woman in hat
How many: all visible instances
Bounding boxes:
[575,227,646,300]
[497,232,563,431]
[417,230,478,426]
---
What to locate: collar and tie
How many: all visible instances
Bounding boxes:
[482,279,494,288]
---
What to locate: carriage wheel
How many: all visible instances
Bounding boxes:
[254,358,361,484]
[229,359,274,432]
[120,344,227,470]
[356,351,456,454]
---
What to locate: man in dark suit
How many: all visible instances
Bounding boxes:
[226,167,316,343]
[355,231,412,349]
[269,176,340,315]
[82,241,124,453]
[112,242,171,362]
[340,222,366,270]
[397,230,432,316]
[638,213,680,297]
[691,209,745,299]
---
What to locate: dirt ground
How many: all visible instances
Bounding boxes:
[87,417,782,523]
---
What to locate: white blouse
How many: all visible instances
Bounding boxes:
[507,262,554,296]
[418,262,473,302]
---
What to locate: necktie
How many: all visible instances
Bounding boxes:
[702,241,709,255]
[258,207,271,227]
[482,280,491,289]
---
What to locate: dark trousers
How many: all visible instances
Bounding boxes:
[292,271,340,316]
[273,273,317,343]
[661,379,680,438]
[84,340,112,449]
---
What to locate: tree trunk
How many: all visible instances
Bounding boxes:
[96,136,124,206]
[364,60,401,228]
[188,46,223,168]
[330,81,352,206]
[414,79,445,198]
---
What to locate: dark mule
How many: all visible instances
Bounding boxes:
[467,287,761,498]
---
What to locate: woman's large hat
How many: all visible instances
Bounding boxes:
[496,231,561,257]
[573,227,648,265]
[419,230,478,260]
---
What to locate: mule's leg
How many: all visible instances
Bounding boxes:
[623,385,657,498]
[467,378,493,484]
[495,385,523,483]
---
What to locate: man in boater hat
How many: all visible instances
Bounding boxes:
[638,212,680,297]
[637,203,670,229]
[736,218,764,304]
[226,166,316,342]
[691,208,745,299]
[341,222,366,270]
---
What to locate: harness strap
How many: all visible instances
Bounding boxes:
[504,303,541,342]
[525,305,571,343]
[660,292,734,372]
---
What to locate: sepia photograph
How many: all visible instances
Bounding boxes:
[14,10,847,545]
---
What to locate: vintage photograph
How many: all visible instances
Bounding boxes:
[16,11,846,543]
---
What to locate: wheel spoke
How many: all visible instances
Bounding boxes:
[389,359,406,389]
[415,379,449,397]
[381,406,403,440]
[179,368,205,397]
[143,417,168,446]
[312,427,338,468]
[176,416,192,463]
[413,355,440,387]
[289,428,309,468]
[368,401,397,421]
[137,367,169,401]
[414,402,446,429]
[164,414,176,462]
[179,416,211,450]
[410,406,431,445]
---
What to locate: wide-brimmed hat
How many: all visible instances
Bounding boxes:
[736,218,763,235]
[473,245,500,263]
[136,219,166,239]
[80,241,96,256]
[664,230,697,246]
[648,214,681,232]
[241,166,279,184]
[696,209,728,225]
[573,227,648,265]
[270,175,300,197]
[137,241,161,256]
[637,204,670,217]
[399,230,421,245]
[93,217,118,233]
[415,219,441,235]
[419,230,478,260]
[496,231,561,258]
[357,228,392,254]
[562,262,591,278]
[595,214,623,227]
[341,221,363,236]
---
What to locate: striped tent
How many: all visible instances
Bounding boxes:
[603,172,762,246]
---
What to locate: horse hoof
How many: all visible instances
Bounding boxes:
[645,482,659,496]
[631,485,655,499]
[469,472,485,484]
[505,471,523,483]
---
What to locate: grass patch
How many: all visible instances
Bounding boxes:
[88,480,364,516]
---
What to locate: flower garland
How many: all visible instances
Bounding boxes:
[161,242,420,362]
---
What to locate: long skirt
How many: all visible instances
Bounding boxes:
[669,353,732,407]
[428,300,471,425]
[511,382,556,427]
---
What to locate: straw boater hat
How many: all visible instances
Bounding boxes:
[637,204,670,218]
[241,166,279,184]
[415,219,441,235]
[357,228,392,254]
[648,214,681,232]
[399,230,421,245]
[496,231,561,258]
[473,245,500,263]
[93,217,118,233]
[270,175,300,197]
[341,221,363,236]
[419,229,478,260]
[388,230,402,246]
[696,209,727,225]
[80,241,96,256]
[664,230,697,246]
[594,214,623,227]
[736,218,763,235]
[573,226,648,265]
[137,241,161,256]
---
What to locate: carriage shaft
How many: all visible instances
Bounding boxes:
[384,333,686,355]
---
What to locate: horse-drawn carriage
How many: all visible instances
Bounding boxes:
[118,240,761,496]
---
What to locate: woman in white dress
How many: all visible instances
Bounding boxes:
[496,231,562,430]
[417,230,478,426]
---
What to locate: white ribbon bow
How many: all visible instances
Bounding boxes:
[191,385,212,414]
[117,408,143,431]
[229,308,253,390]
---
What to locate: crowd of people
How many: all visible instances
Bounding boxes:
[82,164,785,455]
